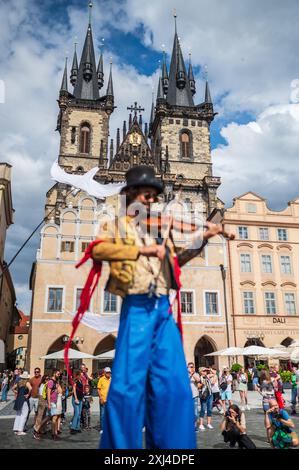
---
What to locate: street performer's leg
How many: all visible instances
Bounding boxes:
[100,294,159,449]
[145,295,196,449]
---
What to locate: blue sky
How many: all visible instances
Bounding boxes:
[1,0,299,313]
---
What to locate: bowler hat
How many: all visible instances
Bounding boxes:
[123,166,163,193]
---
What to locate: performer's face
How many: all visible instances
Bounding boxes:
[134,186,159,210]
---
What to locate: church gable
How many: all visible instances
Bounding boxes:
[109,116,155,173]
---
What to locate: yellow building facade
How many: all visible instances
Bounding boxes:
[224,192,299,359]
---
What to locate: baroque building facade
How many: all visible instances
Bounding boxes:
[0,163,19,370]
[27,15,231,374]
[224,192,299,365]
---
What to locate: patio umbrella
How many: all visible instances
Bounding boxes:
[40,348,95,359]
[242,346,284,356]
[290,348,299,363]
[94,349,115,360]
[205,347,244,357]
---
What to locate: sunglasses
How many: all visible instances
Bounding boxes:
[142,192,158,202]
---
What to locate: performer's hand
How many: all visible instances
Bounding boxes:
[139,245,166,260]
[203,222,234,241]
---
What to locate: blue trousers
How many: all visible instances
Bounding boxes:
[200,394,213,418]
[1,384,8,401]
[71,397,83,430]
[100,294,195,449]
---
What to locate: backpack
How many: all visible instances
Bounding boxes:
[42,382,48,400]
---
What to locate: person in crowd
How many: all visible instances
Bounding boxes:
[210,366,222,413]
[265,398,298,449]
[82,384,93,430]
[29,367,42,425]
[270,364,284,409]
[290,366,298,415]
[0,371,9,402]
[56,381,63,435]
[33,374,50,440]
[220,404,256,449]
[47,369,61,440]
[61,381,68,423]
[257,369,276,443]
[188,362,200,430]
[70,370,84,435]
[198,367,213,431]
[237,367,250,411]
[250,363,259,391]
[219,367,233,414]
[12,371,32,436]
[13,369,21,386]
[97,367,111,433]
[80,363,92,388]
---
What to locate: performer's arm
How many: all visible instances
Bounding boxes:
[92,239,165,262]
[177,222,225,267]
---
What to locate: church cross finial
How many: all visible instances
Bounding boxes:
[173,9,177,34]
[89,2,93,24]
[127,102,145,118]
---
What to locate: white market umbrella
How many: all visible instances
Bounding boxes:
[242,346,284,356]
[290,348,299,363]
[41,348,95,360]
[289,340,299,349]
[94,349,115,360]
[205,347,244,357]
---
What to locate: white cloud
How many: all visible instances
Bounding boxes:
[213,104,299,209]
[110,0,299,116]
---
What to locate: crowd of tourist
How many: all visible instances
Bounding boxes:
[0,364,111,440]
[1,361,299,448]
[188,361,299,449]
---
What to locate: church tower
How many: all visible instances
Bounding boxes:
[150,16,221,214]
[46,4,115,223]
[56,13,114,175]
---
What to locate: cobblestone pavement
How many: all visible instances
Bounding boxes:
[1,407,299,449]
[1,390,298,449]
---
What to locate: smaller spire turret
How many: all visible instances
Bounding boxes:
[70,44,78,87]
[176,40,187,90]
[116,128,120,151]
[129,113,132,128]
[110,138,114,161]
[161,50,169,95]
[156,77,165,103]
[204,80,212,104]
[83,30,93,82]
[150,92,155,125]
[97,53,104,89]
[123,120,127,139]
[60,58,68,93]
[106,61,114,97]
[188,53,196,96]
[139,114,142,126]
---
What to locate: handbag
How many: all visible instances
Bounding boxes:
[220,381,227,391]
[199,388,209,400]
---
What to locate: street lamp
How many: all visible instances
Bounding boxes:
[220,264,230,350]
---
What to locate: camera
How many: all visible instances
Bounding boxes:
[272,411,281,420]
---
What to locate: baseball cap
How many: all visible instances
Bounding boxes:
[104,367,111,373]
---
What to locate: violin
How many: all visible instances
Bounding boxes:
[140,208,235,241]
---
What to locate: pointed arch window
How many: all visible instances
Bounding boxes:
[180,129,192,160]
[80,123,91,154]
